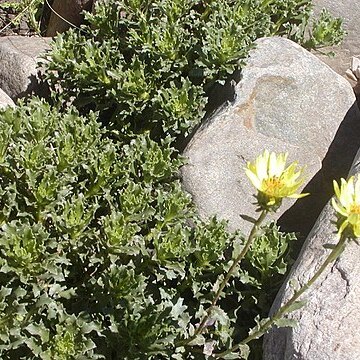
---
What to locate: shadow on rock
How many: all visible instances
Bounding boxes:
[277,101,360,256]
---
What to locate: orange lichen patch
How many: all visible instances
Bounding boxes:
[237,90,256,130]
[243,116,254,129]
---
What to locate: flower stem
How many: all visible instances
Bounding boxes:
[214,233,348,358]
[192,209,268,338]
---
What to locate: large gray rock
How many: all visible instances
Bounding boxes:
[0,88,15,109]
[0,36,51,100]
[181,37,360,239]
[312,0,360,79]
[263,149,360,360]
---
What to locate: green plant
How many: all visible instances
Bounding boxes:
[0,0,43,34]
[302,9,345,49]
[43,0,344,141]
[0,0,347,359]
[0,98,298,359]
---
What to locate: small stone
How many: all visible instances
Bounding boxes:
[0,88,15,109]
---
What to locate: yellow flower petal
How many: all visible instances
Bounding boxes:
[245,168,262,190]
[353,223,360,238]
[332,176,360,238]
[256,152,268,180]
[333,179,341,199]
[331,198,348,217]
[338,219,349,236]
[288,192,310,199]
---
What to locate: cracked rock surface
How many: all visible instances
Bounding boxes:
[263,151,360,359]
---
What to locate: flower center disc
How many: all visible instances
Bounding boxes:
[350,203,360,214]
[263,177,283,195]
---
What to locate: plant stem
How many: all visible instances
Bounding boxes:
[193,209,268,338]
[0,0,38,35]
[215,233,348,358]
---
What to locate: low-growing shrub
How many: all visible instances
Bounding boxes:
[43,0,344,141]
[0,99,296,359]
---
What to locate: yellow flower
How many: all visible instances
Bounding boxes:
[245,150,309,210]
[332,176,360,238]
